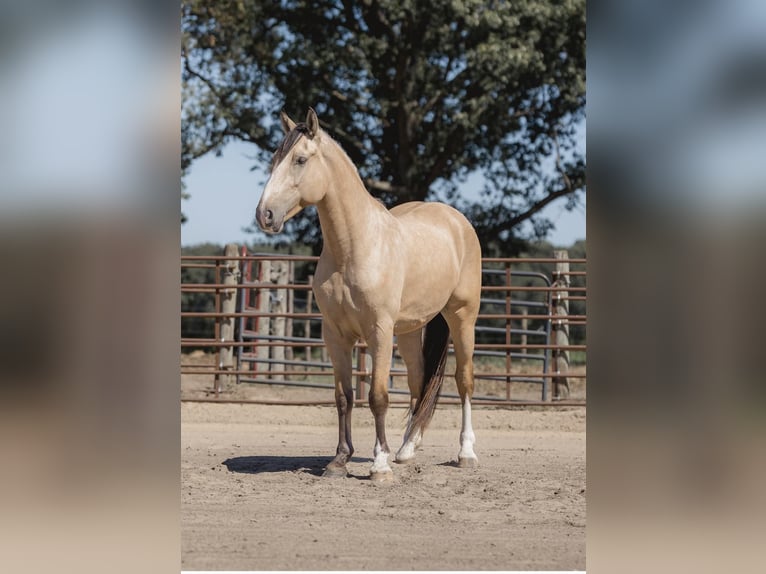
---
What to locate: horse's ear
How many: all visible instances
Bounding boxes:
[280,111,296,134]
[306,107,319,138]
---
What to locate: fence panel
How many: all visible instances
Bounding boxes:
[181,249,586,405]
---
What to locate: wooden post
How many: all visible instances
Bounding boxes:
[305,274,314,366]
[256,260,271,373]
[356,346,368,401]
[213,258,222,395]
[520,307,528,363]
[552,250,570,400]
[237,245,249,383]
[285,260,295,361]
[321,344,329,365]
[218,244,240,388]
[505,262,512,400]
[271,260,289,381]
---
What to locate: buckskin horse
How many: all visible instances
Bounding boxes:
[255,108,482,481]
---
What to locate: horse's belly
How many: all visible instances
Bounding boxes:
[394,296,449,335]
[394,275,454,335]
[398,254,458,309]
[393,316,429,335]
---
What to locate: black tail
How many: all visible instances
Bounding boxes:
[408,313,450,438]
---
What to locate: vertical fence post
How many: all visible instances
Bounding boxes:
[271,261,288,381]
[256,260,271,375]
[356,346,367,402]
[520,307,528,362]
[218,244,240,390]
[321,339,329,365]
[236,245,249,384]
[305,274,314,367]
[504,262,512,400]
[552,250,570,400]
[212,258,222,395]
[285,260,295,362]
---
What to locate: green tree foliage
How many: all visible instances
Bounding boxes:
[182,0,585,251]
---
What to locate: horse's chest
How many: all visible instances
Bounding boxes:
[312,269,392,336]
[313,273,359,313]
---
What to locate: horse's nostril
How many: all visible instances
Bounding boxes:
[264,209,274,223]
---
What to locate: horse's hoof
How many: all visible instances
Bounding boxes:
[369,470,394,483]
[458,456,478,468]
[322,464,348,478]
[394,455,415,465]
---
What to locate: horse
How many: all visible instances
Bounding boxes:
[255,108,482,481]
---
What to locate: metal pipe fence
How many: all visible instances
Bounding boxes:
[181,250,586,405]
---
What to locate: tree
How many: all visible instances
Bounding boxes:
[182,0,585,252]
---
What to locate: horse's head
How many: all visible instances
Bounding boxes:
[255,108,327,234]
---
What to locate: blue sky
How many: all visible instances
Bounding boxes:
[181,139,586,247]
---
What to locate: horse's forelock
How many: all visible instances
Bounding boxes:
[270,123,311,172]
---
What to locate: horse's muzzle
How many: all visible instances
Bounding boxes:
[255,205,284,234]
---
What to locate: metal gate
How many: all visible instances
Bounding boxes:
[181,250,586,405]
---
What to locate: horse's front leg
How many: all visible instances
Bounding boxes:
[322,323,356,478]
[367,324,395,482]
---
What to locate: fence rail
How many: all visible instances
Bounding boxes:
[181,248,586,405]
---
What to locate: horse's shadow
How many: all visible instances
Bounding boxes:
[223,455,371,478]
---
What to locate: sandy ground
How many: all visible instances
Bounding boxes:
[181,401,586,571]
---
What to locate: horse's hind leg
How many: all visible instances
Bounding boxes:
[443,307,479,468]
[395,328,424,464]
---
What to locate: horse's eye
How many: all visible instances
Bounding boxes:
[295,156,308,166]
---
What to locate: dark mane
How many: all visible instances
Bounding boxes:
[270,123,311,172]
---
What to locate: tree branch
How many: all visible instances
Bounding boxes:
[363,178,408,196]
[506,185,576,229]
[184,50,267,157]
[360,0,396,43]
[182,135,225,172]
[327,87,376,117]
[183,50,227,106]
[422,125,465,189]
[552,129,573,192]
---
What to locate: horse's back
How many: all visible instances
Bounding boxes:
[390,201,482,317]
[391,201,481,262]
[390,201,476,238]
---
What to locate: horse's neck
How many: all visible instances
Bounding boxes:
[316,143,390,269]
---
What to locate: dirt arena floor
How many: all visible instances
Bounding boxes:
[181,400,586,571]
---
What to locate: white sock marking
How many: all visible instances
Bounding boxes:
[459,398,477,461]
[371,439,392,474]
